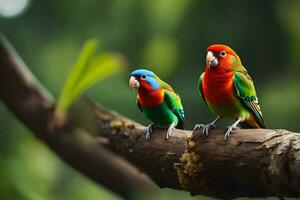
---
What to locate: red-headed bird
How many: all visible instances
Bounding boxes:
[129,69,185,139]
[194,44,265,140]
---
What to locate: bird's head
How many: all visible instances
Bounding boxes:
[206,44,241,71]
[129,69,159,92]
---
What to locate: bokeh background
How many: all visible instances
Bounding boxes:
[1,0,300,199]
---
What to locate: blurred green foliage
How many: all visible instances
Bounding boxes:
[56,39,123,113]
[1,0,300,199]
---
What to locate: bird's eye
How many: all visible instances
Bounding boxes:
[141,75,147,79]
[219,51,226,57]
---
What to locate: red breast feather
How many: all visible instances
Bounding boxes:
[203,67,236,106]
[137,80,164,108]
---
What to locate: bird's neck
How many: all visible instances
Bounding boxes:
[138,88,164,108]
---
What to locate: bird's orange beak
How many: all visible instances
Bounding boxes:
[206,51,218,68]
[129,76,140,90]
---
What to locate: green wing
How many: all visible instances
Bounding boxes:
[233,72,265,128]
[164,89,185,129]
[198,72,206,104]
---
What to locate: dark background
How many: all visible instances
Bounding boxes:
[1,0,299,199]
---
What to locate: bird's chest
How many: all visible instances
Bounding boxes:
[203,73,236,106]
[138,89,164,108]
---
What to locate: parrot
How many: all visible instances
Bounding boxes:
[194,44,265,140]
[129,69,185,139]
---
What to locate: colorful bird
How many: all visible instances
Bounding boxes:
[194,44,265,140]
[129,69,185,139]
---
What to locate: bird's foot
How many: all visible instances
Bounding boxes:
[224,126,239,140]
[193,122,216,136]
[145,123,154,140]
[193,116,221,136]
[224,118,241,140]
[193,124,204,131]
[202,122,217,136]
[166,122,176,139]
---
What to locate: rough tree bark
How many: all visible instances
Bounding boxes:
[0,34,300,199]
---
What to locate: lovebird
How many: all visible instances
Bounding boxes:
[129,69,185,139]
[194,44,265,140]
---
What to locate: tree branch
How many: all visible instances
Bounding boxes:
[79,100,300,199]
[0,34,300,199]
[0,34,157,200]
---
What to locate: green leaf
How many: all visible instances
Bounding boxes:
[55,39,123,113]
